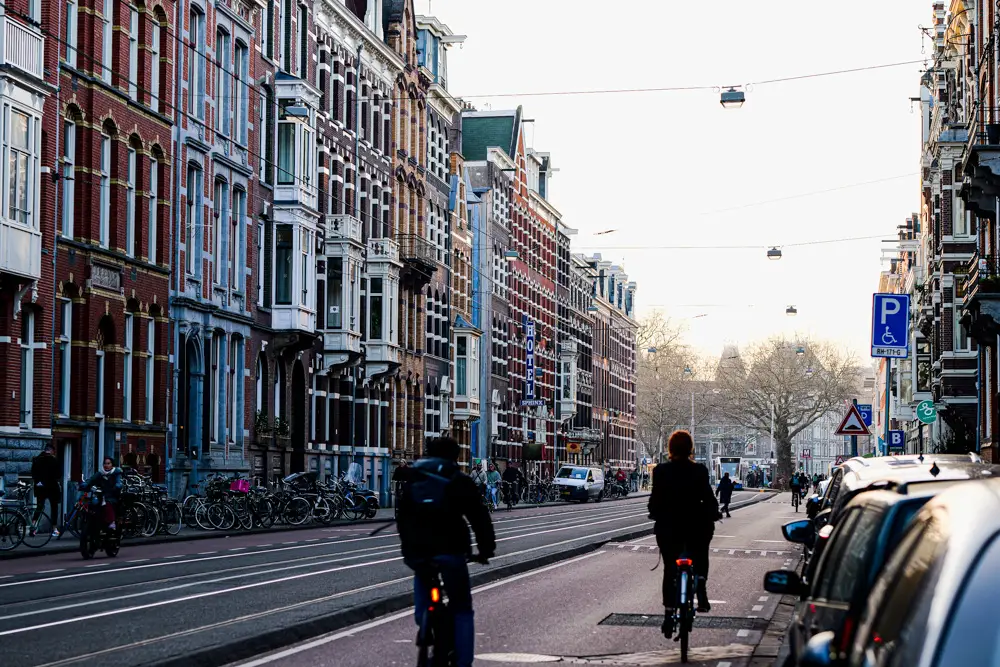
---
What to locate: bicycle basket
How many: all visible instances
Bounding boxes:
[229,479,251,494]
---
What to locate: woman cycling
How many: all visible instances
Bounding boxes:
[83,457,123,531]
[647,430,720,636]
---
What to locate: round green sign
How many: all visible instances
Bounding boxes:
[916,400,937,424]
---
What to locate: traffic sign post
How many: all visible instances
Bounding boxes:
[916,400,937,425]
[888,430,905,452]
[872,294,911,458]
[835,404,870,437]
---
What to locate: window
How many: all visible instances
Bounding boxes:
[56,299,72,416]
[955,303,970,351]
[231,189,246,291]
[298,5,307,78]
[19,310,34,427]
[456,336,467,396]
[277,119,294,184]
[275,224,293,304]
[300,227,311,305]
[189,9,205,118]
[210,334,222,442]
[64,0,78,66]
[146,320,155,421]
[99,133,111,246]
[102,0,113,83]
[369,277,383,339]
[326,257,343,328]
[301,127,314,186]
[125,146,137,257]
[186,164,202,275]
[234,43,249,144]
[215,29,231,136]
[229,337,241,443]
[281,0,292,73]
[8,110,32,227]
[150,19,161,112]
[148,158,158,262]
[813,508,882,602]
[257,223,265,305]
[96,345,105,417]
[123,313,134,422]
[129,7,139,100]
[265,0,275,60]
[61,120,75,237]
[255,357,264,414]
[214,180,227,284]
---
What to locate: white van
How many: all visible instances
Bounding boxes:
[553,466,605,502]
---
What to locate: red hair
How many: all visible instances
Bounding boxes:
[667,430,694,462]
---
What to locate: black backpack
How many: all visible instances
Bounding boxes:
[402,461,458,525]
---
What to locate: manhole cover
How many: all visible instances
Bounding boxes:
[599,613,768,631]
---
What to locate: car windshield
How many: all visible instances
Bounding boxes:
[557,468,588,480]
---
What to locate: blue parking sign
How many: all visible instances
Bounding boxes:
[888,430,905,451]
[872,294,910,358]
[857,404,873,427]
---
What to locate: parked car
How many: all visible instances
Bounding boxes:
[553,466,605,502]
[800,476,1000,666]
[765,477,979,667]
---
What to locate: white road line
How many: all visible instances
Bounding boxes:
[163,555,183,559]
[257,544,273,548]
[760,551,766,556]
[758,596,769,602]
[84,563,110,568]
[0,575,10,579]
[127,559,149,563]
[37,569,64,574]
[305,539,319,542]
[737,629,751,638]
[708,600,727,604]
[718,662,732,667]
[229,547,246,552]
[197,551,217,555]
[631,546,639,551]
[282,542,297,545]
[752,605,764,612]
[230,551,606,667]
[728,550,735,555]
[754,540,786,543]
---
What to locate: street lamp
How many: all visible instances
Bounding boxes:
[786,305,798,316]
[504,250,519,260]
[796,346,805,356]
[767,247,782,261]
[720,87,746,109]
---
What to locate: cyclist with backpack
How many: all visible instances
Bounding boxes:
[397,436,496,667]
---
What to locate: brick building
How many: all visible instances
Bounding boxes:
[0,0,50,486]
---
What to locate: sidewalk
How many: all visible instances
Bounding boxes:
[0,492,651,560]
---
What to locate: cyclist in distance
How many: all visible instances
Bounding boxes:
[789,469,803,505]
[647,430,720,636]
[397,436,496,667]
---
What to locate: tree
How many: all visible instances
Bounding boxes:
[714,337,860,481]
[635,312,712,462]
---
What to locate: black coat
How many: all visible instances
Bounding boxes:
[717,477,735,503]
[648,460,719,543]
[31,452,61,497]
[397,457,497,561]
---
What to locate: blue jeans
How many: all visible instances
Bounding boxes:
[411,554,474,667]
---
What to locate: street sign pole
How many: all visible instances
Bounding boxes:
[851,398,858,458]
[884,359,891,457]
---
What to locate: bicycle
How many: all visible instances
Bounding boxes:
[791,488,801,512]
[669,557,698,663]
[416,554,489,667]
[0,482,54,550]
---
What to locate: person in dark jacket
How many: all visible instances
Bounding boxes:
[716,472,734,518]
[83,457,123,531]
[397,436,496,667]
[31,444,61,537]
[648,430,720,635]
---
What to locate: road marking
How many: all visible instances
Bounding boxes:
[229,547,246,551]
[197,551,217,555]
[0,575,10,579]
[127,559,149,563]
[728,549,735,555]
[708,600,727,604]
[84,563,110,568]
[37,569,64,574]
[229,551,606,666]
[737,629,751,638]
[282,541,297,545]
[760,551,767,556]
[752,605,764,612]
[754,540,786,543]
[632,546,639,551]
[718,662,732,667]
[305,538,319,542]
[712,535,735,538]
[759,596,769,602]
[164,555,184,559]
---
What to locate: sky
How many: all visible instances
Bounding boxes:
[418,0,928,362]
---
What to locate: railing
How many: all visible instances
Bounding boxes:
[368,237,399,263]
[396,233,440,266]
[969,254,1000,295]
[1,16,43,80]
[325,214,363,244]
[966,106,1000,151]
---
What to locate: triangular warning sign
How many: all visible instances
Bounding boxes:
[835,404,870,436]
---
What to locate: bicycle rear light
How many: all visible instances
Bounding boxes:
[676,558,693,567]
[430,588,441,604]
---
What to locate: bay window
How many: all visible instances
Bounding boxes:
[277,120,295,184]
[99,133,110,246]
[61,120,75,237]
[276,101,317,193]
[146,320,155,421]
[300,227,310,304]
[275,224,293,304]
[456,336,467,396]
[125,146,136,257]
[123,313,133,422]
[326,257,343,328]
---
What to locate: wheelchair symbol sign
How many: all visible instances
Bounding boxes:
[917,400,937,425]
[871,294,910,358]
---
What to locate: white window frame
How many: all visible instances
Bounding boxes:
[257,222,264,304]
[214,180,227,285]
[229,337,240,444]
[125,146,137,257]
[95,348,106,417]
[955,303,969,352]
[455,334,468,398]
[235,42,249,145]
[211,334,222,442]
[146,319,155,422]
[123,313,133,422]
[102,0,113,84]
[232,188,245,291]
[99,133,110,247]
[128,7,139,100]
[150,20,161,112]
[58,299,72,416]
[65,0,78,66]
[216,28,231,136]
[19,310,35,427]
[61,119,75,238]
[186,164,201,275]
[189,8,206,119]
[148,157,158,262]
[258,91,267,181]
[300,226,310,307]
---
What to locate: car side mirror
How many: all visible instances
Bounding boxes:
[800,630,835,667]
[814,507,833,530]
[781,519,815,547]
[763,569,806,596]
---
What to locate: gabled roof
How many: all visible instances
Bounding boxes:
[461,107,521,161]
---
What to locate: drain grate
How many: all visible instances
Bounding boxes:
[599,613,768,631]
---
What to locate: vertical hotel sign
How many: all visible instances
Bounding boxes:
[524,314,536,399]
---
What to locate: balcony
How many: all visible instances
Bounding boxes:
[323,330,362,368]
[325,214,363,246]
[0,218,40,280]
[961,107,1000,219]
[961,254,1000,343]
[367,237,400,265]
[364,340,401,379]
[453,396,480,421]
[396,234,439,286]
[0,14,43,81]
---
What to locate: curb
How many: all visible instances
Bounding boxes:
[0,493,655,561]
[147,491,774,667]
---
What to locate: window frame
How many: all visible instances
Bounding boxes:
[146,319,155,422]
[125,145,137,257]
[102,0,113,84]
[148,157,158,263]
[231,188,246,292]
[123,312,134,422]
[213,179,227,285]
[58,298,72,417]
[257,222,265,305]
[275,224,293,305]
[188,8,206,119]
[234,42,249,145]
[215,28,231,136]
[64,0,78,67]
[150,19,161,112]
[61,119,75,238]
[19,309,35,427]
[185,163,202,276]
[128,7,139,100]
[99,133,111,247]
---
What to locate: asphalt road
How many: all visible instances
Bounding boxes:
[226,493,797,667]
[0,491,766,667]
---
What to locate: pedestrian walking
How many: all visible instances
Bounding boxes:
[716,472,734,518]
[31,443,61,537]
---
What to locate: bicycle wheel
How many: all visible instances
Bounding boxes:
[23,511,54,548]
[182,495,202,528]
[160,501,183,535]
[65,508,85,539]
[283,496,311,525]
[680,621,689,663]
[194,501,215,530]
[342,498,366,522]
[0,508,26,551]
[141,504,160,537]
[312,496,333,524]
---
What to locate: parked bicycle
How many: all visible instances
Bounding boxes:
[0,481,54,550]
